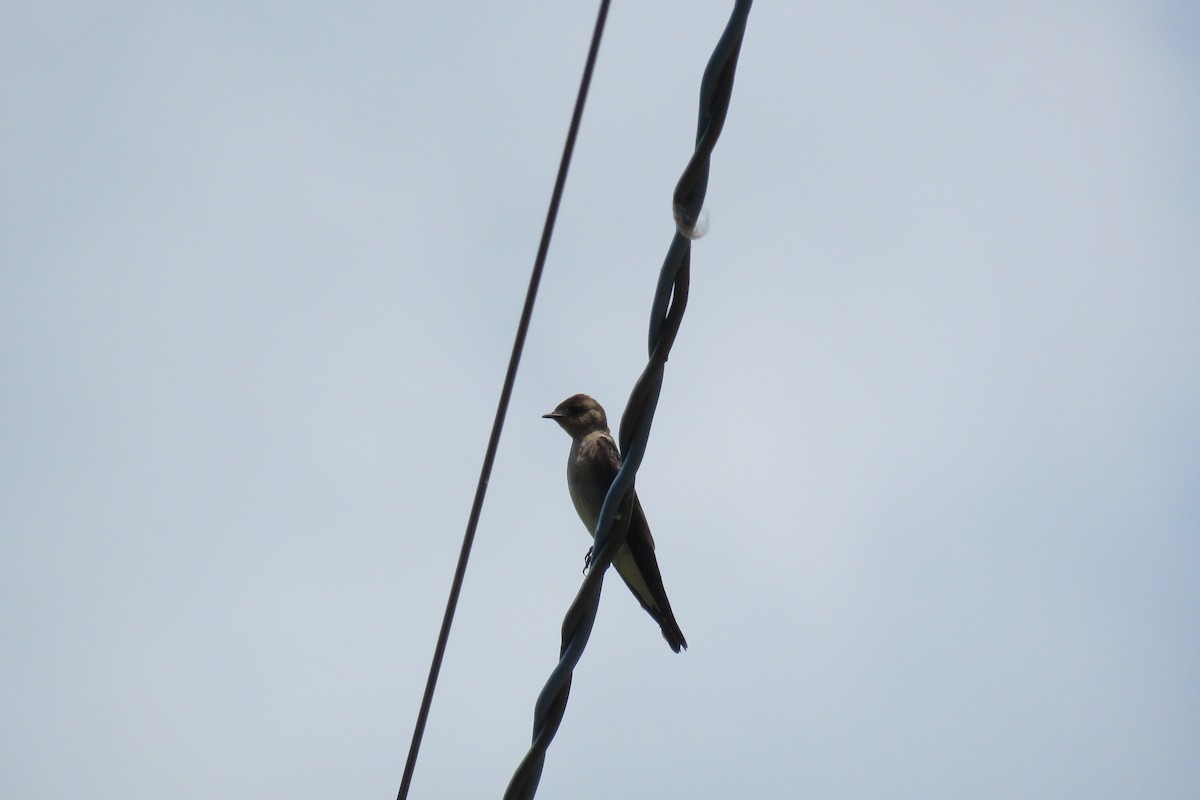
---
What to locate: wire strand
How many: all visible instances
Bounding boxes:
[394,4,613,799]
[502,3,752,799]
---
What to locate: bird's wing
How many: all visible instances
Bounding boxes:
[590,434,687,652]
[583,435,656,546]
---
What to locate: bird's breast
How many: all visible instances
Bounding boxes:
[566,435,611,537]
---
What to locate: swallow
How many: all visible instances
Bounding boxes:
[544,393,687,652]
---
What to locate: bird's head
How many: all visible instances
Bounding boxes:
[542,393,609,438]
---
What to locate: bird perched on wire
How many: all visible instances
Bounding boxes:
[543,393,687,653]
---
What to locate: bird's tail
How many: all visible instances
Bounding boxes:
[657,610,688,654]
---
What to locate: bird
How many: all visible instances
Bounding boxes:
[543,393,687,653]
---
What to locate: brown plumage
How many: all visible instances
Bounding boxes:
[543,393,687,653]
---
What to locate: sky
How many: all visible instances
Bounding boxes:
[2,2,1198,798]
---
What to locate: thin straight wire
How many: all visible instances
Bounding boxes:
[394,4,612,799]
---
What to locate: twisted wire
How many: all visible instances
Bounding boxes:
[395,3,612,799]
[504,4,752,799]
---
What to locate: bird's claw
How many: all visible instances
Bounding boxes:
[582,546,593,574]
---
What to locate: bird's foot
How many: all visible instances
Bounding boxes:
[582,546,593,574]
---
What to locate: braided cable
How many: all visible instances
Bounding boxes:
[503,4,752,799]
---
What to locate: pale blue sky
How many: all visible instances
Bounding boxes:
[2,2,1198,798]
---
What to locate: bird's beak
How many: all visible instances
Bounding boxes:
[542,411,564,420]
